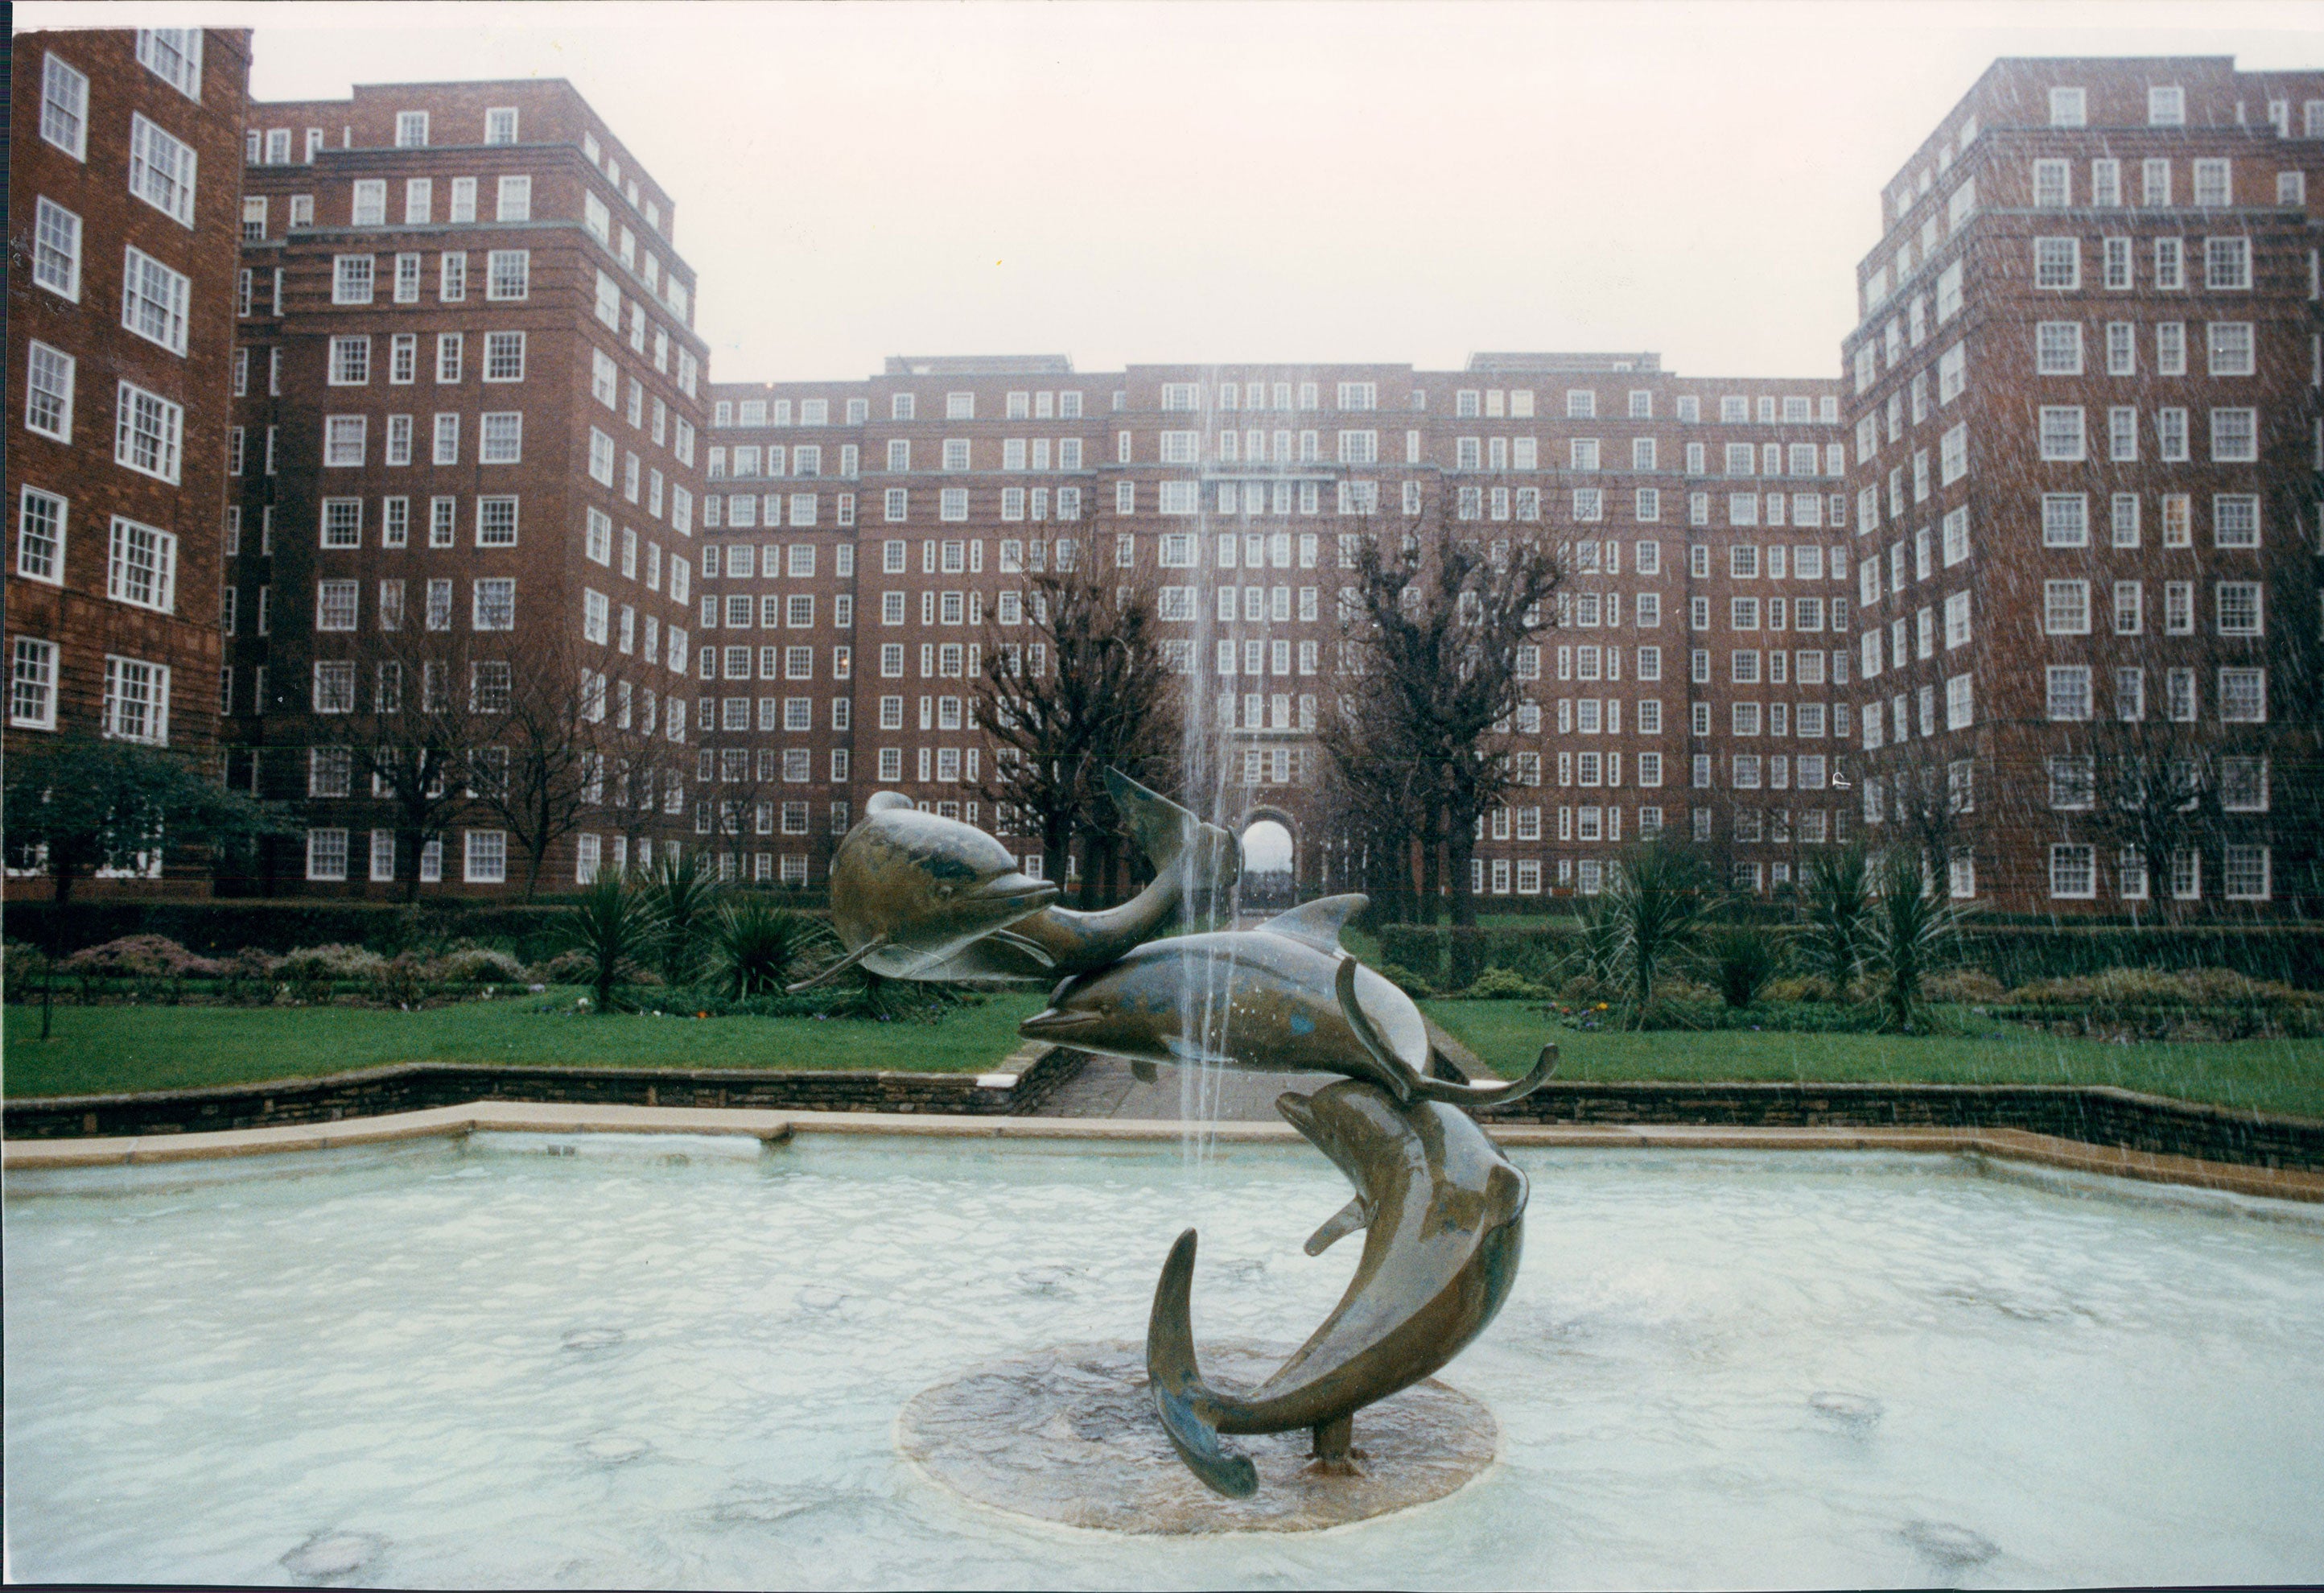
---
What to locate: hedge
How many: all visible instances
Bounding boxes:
[1374,919,2324,991]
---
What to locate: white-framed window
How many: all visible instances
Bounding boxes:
[496,175,532,222]
[119,246,192,356]
[2207,322,2256,377]
[106,516,178,613]
[2219,668,2267,722]
[2035,322,2083,374]
[137,29,204,99]
[485,107,519,145]
[113,384,184,483]
[128,113,198,225]
[2046,665,2091,721]
[2204,237,2252,291]
[2049,844,2095,899]
[40,54,89,159]
[486,250,530,301]
[2038,407,2086,460]
[472,578,516,631]
[2209,408,2257,462]
[2043,580,2090,635]
[2223,846,2271,902]
[480,412,523,464]
[464,830,508,884]
[102,654,171,743]
[328,335,371,386]
[16,488,68,584]
[484,331,525,383]
[307,828,350,882]
[333,254,375,305]
[24,342,76,441]
[10,638,60,729]
[2034,237,2079,291]
[32,199,83,301]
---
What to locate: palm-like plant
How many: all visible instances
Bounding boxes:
[1567,891,1626,991]
[1801,846,1873,997]
[651,849,720,988]
[1607,839,1707,1026]
[558,873,663,1014]
[710,900,836,998]
[1704,922,1788,1008]
[1865,848,1961,1033]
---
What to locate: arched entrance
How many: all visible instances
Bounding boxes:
[1238,812,1297,910]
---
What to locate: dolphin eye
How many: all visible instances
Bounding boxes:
[935,883,955,900]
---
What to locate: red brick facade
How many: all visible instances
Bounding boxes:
[6,28,253,887]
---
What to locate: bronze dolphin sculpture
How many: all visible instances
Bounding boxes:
[904,770,1240,988]
[1146,1073,1531,1497]
[791,793,1059,987]
[1017,893,1557,1108]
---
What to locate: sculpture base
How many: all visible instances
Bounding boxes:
[897,1341,1496,1534]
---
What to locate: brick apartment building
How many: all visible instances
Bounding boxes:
[220,80,707,893]
[1844,58,2323,915]
[8,39,2317,917]
[695,353,1847,898]
[6,27,253,882]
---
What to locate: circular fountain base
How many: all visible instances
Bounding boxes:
[898,1341,1496,1533]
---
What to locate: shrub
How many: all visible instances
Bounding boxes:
[1463,965,1553,1001]
[528,947,600,986]
[432,944,528,984]
[1703,925,1788,1009]
[1865,852,1962,1033]
[1924,968,2008,1005]
[61,935,223,980]
[707,901,834,998]
[1799,847,1874,990]
[1607,839,1710,1021]
[558,875,664,1015]
[650,852,720,986]
[1761,974,1838,1004]
[219,947,283,1005]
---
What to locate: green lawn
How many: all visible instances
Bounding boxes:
[1424,998,2324,1120]
[2,993,1049,1099]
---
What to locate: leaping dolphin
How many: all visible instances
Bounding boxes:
[905,770,1240,987]
[1145,1073,1531,1498]
[790,793,1059,987]
[1018,894,1558,1108]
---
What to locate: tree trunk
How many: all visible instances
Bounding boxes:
[1417,805,1443,926]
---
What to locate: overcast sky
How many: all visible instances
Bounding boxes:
[27,2,2324,384]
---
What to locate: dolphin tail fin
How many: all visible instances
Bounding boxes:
[1406,1041,1561,1111]
[1334,955,1428,1106]
[1145,1229,1259,1499]
[1104,768,1239,904]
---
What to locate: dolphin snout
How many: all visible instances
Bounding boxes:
[975,872,1059,910]
[1020,1005,1098,1035]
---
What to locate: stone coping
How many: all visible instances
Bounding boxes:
[6,1100,2318,1204]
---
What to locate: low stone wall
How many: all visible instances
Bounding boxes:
[1477,1082,2324,1173]
[0,1046,1090,1141]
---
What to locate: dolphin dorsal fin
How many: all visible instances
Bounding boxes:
[1258,894,1368,954]
[866,791,915,814]
[1303,1196,1370,1257]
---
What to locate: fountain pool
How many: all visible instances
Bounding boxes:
[6,1133,2322,1588]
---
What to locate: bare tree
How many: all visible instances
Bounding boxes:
[975,521,1181,902]
[1326,512,1564,933]
[311,626,511,902]
[592,694,690,871]
[464,628,608,899]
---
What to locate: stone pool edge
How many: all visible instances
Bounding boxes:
[6,1100,2318,1203]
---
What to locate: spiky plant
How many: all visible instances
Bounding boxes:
[1865,848,1962,1033]
[710,900,835,998]
[650,849,720,988]
[1704,922,1789,1009]
[558,873,663,1014]
[1607,838,1708,1026]
[1800,845,1874,996]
